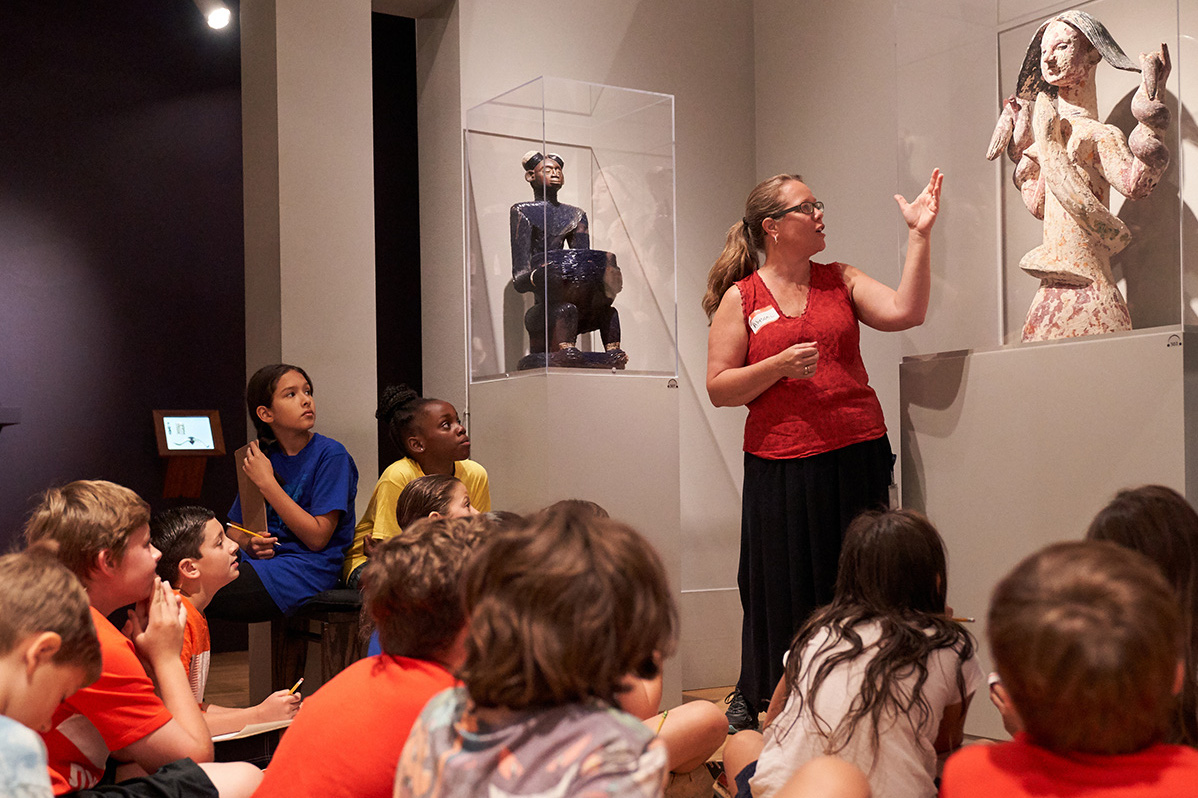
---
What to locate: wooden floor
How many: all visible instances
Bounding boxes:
[207,651,252,708]
[208,650,733,709]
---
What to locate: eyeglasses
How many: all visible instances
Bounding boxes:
[772,200,824,218]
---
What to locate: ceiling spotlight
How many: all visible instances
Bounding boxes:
[207,7,231,29]
[192,0,233,31]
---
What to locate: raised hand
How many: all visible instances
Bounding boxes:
[1140,43,1170,102]
[894,169,943,236]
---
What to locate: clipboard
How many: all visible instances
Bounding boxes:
[233,442,268,534]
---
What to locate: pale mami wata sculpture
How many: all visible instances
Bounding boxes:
[988,9,1171,342]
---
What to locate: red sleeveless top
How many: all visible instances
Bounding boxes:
[737,264,886,459]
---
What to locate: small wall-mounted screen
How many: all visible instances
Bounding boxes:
[162,416,217,451]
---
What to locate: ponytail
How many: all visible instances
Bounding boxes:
[702,174,805,320]
[377,384,433,458]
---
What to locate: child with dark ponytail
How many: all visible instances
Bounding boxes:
[210,363,358,620]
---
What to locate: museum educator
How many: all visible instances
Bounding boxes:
[703,169,943,730]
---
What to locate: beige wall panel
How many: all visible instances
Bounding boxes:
[902,329,1188,738]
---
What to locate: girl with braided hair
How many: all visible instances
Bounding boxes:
[342,385,490,588]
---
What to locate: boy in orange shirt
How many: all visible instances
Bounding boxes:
[150,506,299,736]
[942,541,1198,797]
[24,480,261,797]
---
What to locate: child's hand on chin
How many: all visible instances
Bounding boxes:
[126,578,187,668]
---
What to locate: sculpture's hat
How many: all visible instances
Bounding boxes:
[521,151,564,172]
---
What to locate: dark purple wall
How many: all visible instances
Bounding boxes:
[0,1,245,542]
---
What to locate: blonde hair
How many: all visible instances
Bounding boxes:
[23,480,150,582]
[702,173,803,318]
[0,542,102,684]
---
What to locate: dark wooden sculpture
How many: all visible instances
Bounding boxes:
[511,151,627,369]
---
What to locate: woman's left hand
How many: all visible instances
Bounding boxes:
[894,168,943,236]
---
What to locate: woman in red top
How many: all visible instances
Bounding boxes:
[704,169,943,732]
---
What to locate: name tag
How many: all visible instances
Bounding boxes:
[748,306,780,334]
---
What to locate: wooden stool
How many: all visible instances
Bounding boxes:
[270,589,365,691]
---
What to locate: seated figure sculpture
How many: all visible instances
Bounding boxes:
[511,151,627,369]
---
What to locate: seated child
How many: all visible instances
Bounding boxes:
[941,540,1198,797]
[537,499,727,778]
[150,506,300,735]
[363,474,482,657]
[24,479,261,798]
[395,474,480,526]
[1086,485,1198,746]
[254,516,486,798]
[395,506,677,797]
[724,509,982,798]
[344,384,489,587]
[0,543,101,797]
[214,363,358,621]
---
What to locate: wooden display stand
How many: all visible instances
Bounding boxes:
[154,410,226,498]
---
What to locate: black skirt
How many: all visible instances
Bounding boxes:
[735,435,892,709]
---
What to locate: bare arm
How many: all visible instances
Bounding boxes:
[844,169,941,332]
[202,690,301,736]
[761,673,791,730]
[243,441,341,550]
[615,672,662,721]
[706,285,818,407]
[933,692,974,754]
[116,580,214,768]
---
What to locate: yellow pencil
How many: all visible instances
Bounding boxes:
[226,521,266,539]
[951,616,975,623]
[655,709,669,734]
[289,677,304,694]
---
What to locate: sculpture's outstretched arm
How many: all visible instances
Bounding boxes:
[1102,44,1171,200]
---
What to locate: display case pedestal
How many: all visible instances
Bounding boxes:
[469,371,681,703]
[900,328,1196,738]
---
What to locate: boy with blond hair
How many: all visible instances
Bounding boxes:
[24,480,260,797]
[941,540,1198,796]
[0,543,101,796]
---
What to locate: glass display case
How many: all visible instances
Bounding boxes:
[464,76,677,380]
[994,0,1183,344]
[895,0,1185,351]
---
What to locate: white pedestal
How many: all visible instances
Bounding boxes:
[900,328,1194,739]
[469,371,682,704]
